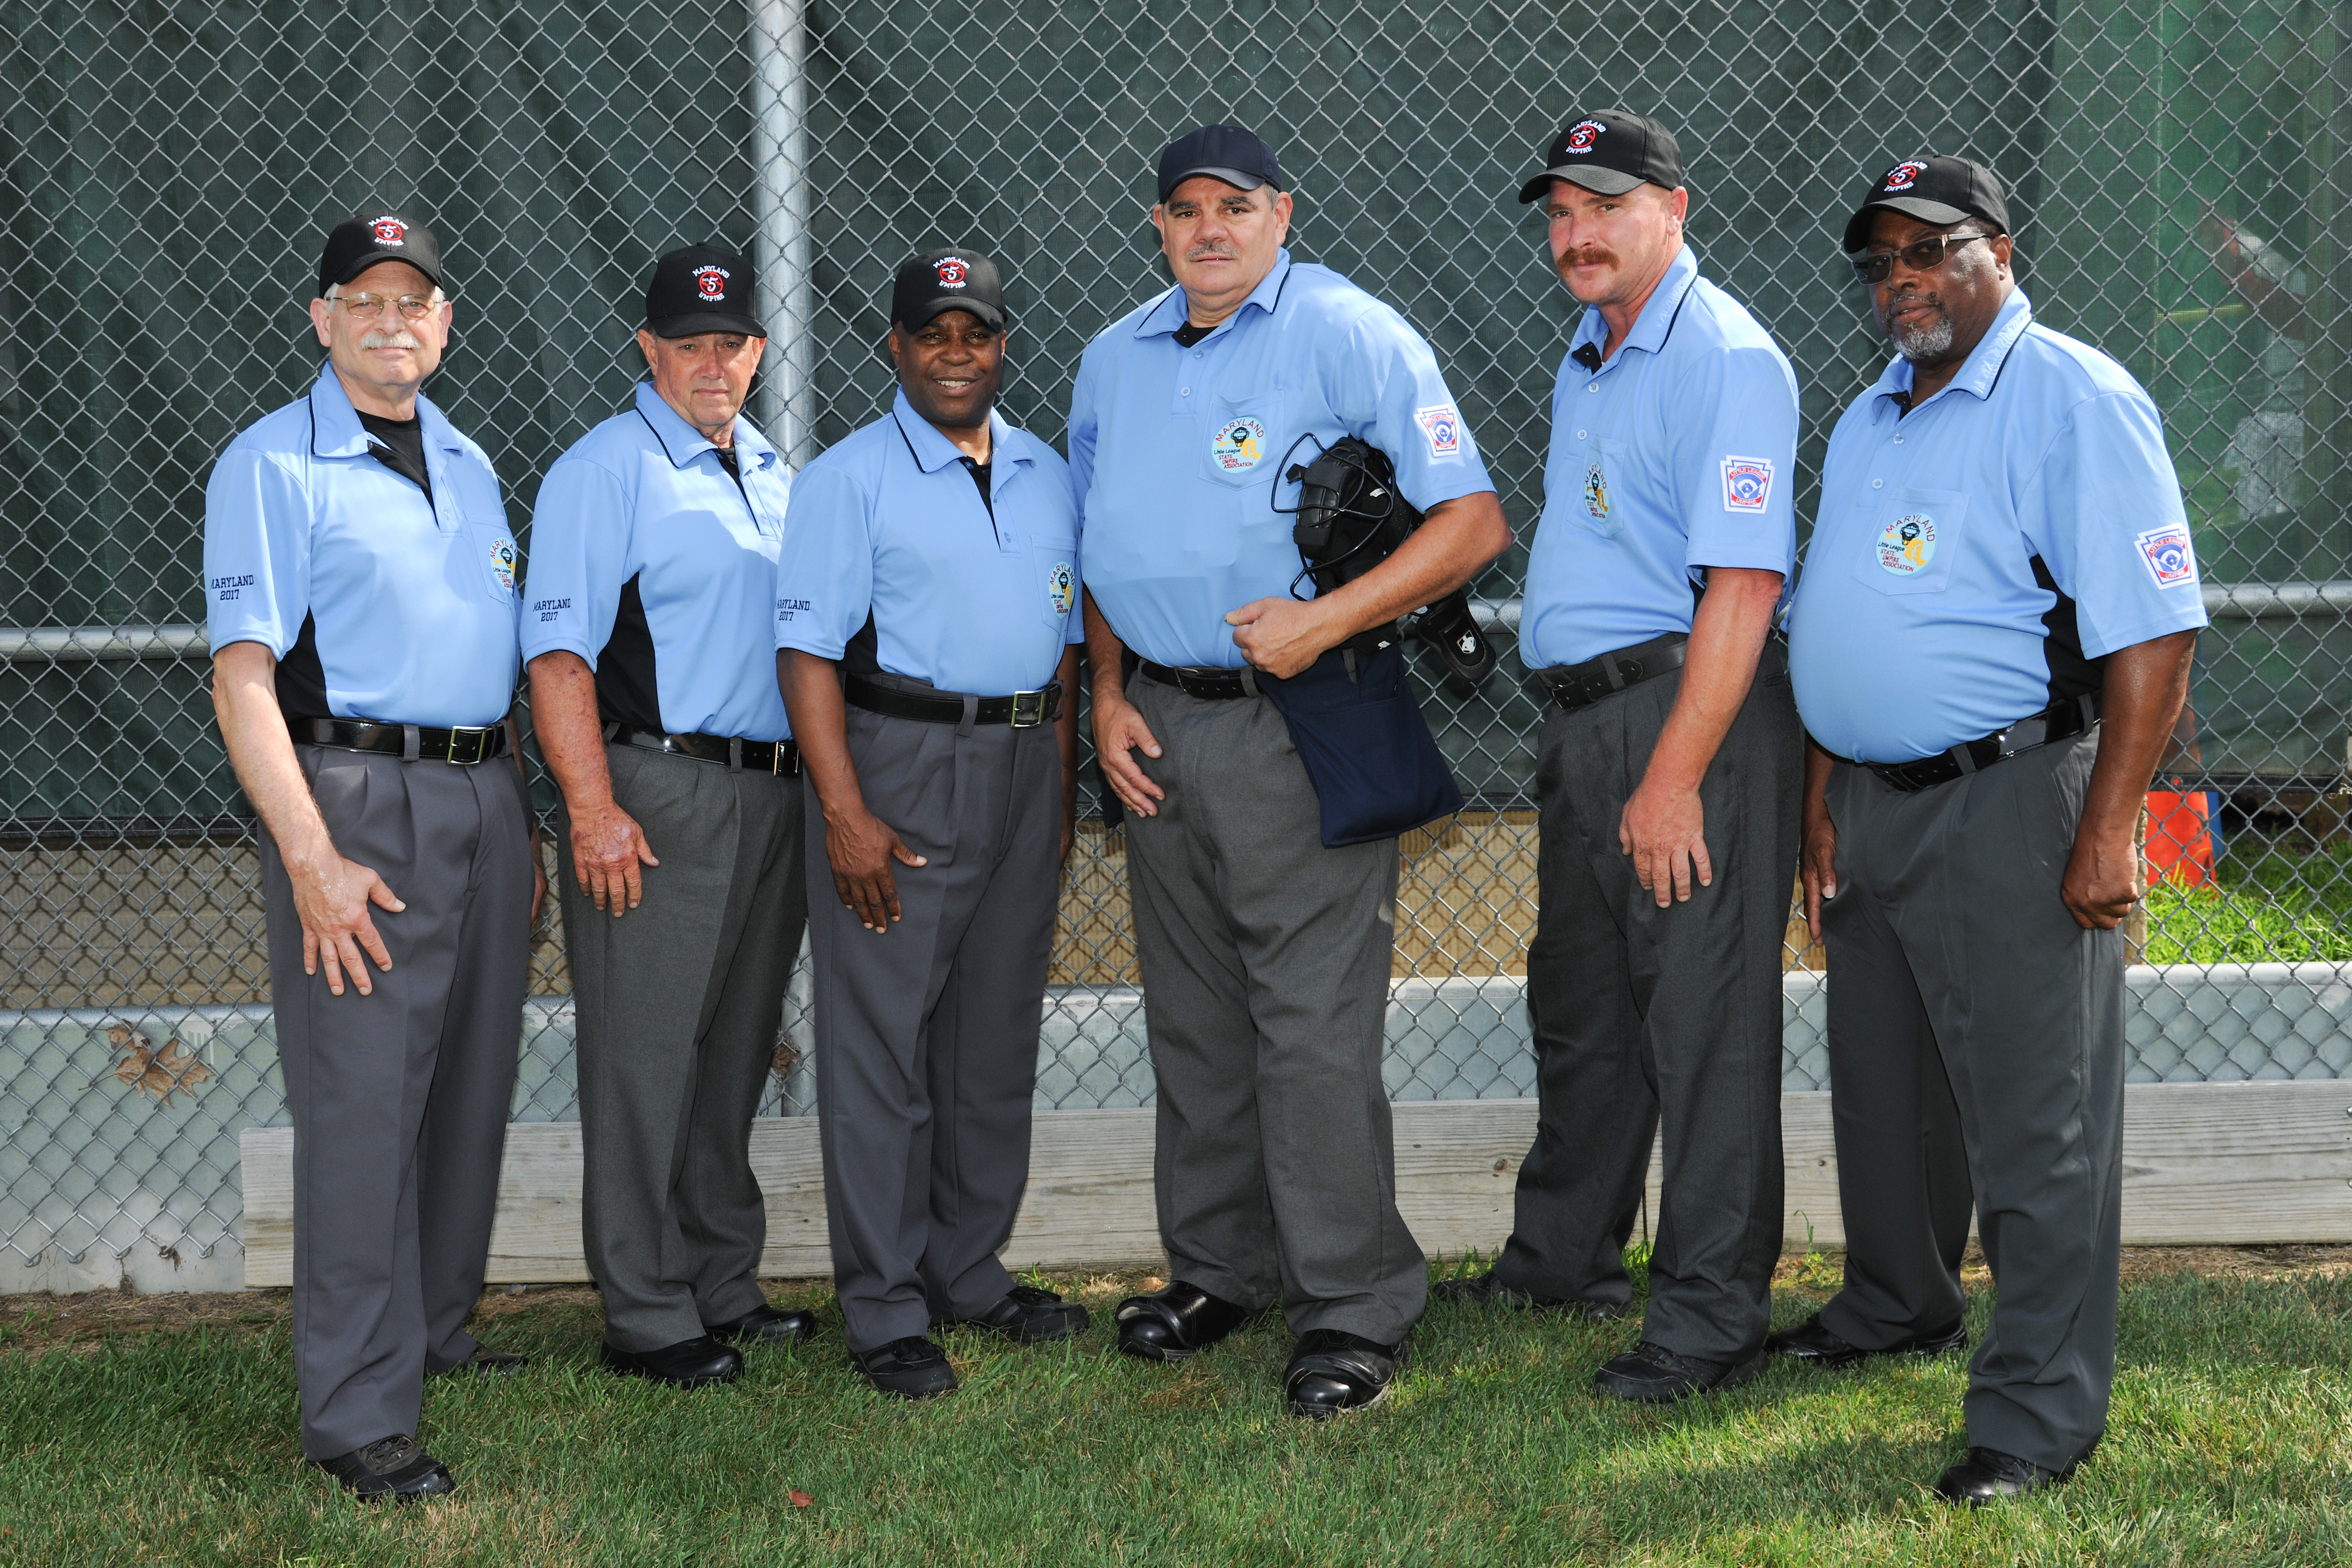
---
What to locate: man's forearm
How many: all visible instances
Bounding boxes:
[1301,491,1511,647]
[1639,568,1782,792]
[2082,630,2198,844]
[212,643,333,865]
[1803,737,1835,826]
[780,649,866,824]
[1084,598,1131,703]
[1054,643,1081,799]
[526,651,616,810]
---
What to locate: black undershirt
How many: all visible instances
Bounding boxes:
[711,441,750,506]
[356,410,432,503]
[1172,320,1213,349]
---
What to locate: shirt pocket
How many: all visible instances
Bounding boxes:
[1200,390,1285,489]
[1029,536,1080,636]
[1850,486,1967,596]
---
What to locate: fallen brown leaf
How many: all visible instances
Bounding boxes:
[109,1024,213,1106]
[789,1489,814,1508]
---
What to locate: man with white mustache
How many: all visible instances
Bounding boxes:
[205,209,541,1498]
[1437,111,1805,1407]
[1780,155,2203,1505]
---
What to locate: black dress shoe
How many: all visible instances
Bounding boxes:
[314,1434,454,1501]
[1593,1340,1766,1403]
[438,1345,529,1376]
[1766,1311,1967,1369]
[706,1301,820,1346]
[601,1334,743,1387]
[1431,1270,1624,1319]
[1284,1329,1406,1419]
[956,1285,1090,1344]
[1935,1446,2071,1506]
[1114,1280,1258,1361]
[850,1335,959,1400]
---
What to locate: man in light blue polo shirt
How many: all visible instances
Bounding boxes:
[1780,157,2202,1506]
[1438,110,1805,1408]
[523,243,814,1389]
[1072,124,1511,1417]
[776,249,1084,1400]
[205,209,540,1500]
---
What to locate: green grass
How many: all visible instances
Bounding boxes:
[2143,840,2352,965]
[5,1257,2352,1566]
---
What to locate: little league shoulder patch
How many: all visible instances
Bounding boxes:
[1720,456,1775,514]
[2136,524,2198,587]
[1415,404,1464,459]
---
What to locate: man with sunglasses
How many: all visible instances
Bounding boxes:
[204,209,542,1499]
[1437,110,1803,1406]
[524,244,815,1391]
[1780,156,2204,1504]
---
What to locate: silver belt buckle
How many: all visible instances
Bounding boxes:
[1008,689,1046,728]
[2000,716,2049,757]
[446,725,490,764]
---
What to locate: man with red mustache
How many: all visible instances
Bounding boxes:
[1438,111,1804,1408]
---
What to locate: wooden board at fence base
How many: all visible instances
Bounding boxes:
[238,1083,2352,1287]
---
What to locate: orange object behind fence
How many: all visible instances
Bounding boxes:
[2144,789,2216,889]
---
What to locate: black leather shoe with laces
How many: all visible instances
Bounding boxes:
[600,1334,743,1387]
[1593,1340,1767,1403]
[850,1335,959,1399]
[1430,1270,1624,1319]
[1765,1311,1967,1369]
[956,1285,1089,1344]
[1284,1329,1406,1419]
[1935,1446,2072,1506]
[1113,1281,1258,1361]
[705,1301,820,1346]
[314,1434,455,1500]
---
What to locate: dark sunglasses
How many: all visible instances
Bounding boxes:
[1850,230,1996,285]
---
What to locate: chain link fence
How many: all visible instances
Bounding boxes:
[3,0,2348,1287]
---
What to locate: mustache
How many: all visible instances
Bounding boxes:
[1184,243,1239,262]
[358,327,423,351]
[1554,246,1617,275]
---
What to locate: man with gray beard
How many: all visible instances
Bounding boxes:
[1780,156,2205,1504]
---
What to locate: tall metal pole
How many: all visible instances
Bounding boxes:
[750,0,813,467]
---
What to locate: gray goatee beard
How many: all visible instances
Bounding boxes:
[1892,314,1954,362]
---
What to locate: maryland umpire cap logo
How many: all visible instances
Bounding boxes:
[1583,461,1609,521]
[1046,561,1076,617]
[1211,415,1268,472]
[1564,120,1606,154]
[1882,160,1929,192]
[935,257,969,288]
[692,265,729,300]
[369,216,407,245]
[1877,513,1937,576]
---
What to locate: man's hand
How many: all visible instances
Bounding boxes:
[2061,826,2142,931]
[529,839,549,927]
[825,804,926,931]
[1091,692,1167,819]
[1619,778,1710,907]
[1227,597,1337,679]
[285,850,405,997]
[568,797,660,915]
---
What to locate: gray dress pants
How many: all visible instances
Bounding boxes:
[809,707,1062,1353]
[261,744,533,1460]
[560,744,806,1352]
[1816,728,2124,1473]
[1123,677,1425,1346]
[1493,663,1802,1361]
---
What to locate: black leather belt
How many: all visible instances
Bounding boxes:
[1535,632,1689,713]
[1841,694,2102,793]
[301,717,508,764]
[844,675,1063,728]
[607,724,800,775]
[1137,661,1252,700]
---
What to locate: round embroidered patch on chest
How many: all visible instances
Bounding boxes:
[1583,462,1609,522]
[1046,561,1076,616]
[1877,514,1937,576]
[1211,416,1269,473]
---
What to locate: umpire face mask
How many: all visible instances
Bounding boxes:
[888,309,1004,431]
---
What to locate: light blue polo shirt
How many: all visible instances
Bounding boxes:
[1519,245,1800,669]
[521,380,794,742]
[203,362,521,728]
[775,390,1081,695]
[1787,288,2209,764]
[1068,248,1497,668]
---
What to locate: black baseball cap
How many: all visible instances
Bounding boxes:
[644,243,764,338]
[1842,155,2011,252]
[318,209,444,299]
[1516,110,1684,203]
[891,248,1007,332]
[1156,124,1286,204]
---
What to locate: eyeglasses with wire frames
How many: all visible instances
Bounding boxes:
[325,285,444,321]
[1849,230,1997,286]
